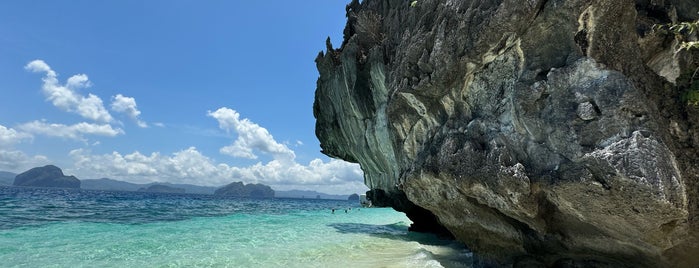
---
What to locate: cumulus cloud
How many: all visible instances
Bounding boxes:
[18,120,124,141]
[25,60,113,123]
[0,150,50,172]
[0,125,32,145]
[207,107,295,161]
[111,94,147,128]
[70,147,233,185]
[68,147,365,194]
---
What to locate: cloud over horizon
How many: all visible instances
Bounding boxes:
[0,125,32,145]
[207,107,296,161]
[65,106,365,194]
[0,150,50,172]
[68,147,365,194]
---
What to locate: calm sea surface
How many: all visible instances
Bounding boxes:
[0,186,471,267]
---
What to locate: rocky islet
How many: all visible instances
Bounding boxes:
[13,165,80,189]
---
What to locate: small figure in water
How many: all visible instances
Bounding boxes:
[344,209,348,213]
[331,209,335,214]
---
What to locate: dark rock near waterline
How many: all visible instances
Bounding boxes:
[314,0,699,266]
[13,165,80,188]
[214,182,274,198]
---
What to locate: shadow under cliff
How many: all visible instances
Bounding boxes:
[367,188,455,238]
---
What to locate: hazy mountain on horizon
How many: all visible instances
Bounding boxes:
[2,169,354,198]
[274,189,350,200]
[82,178,352,199]
[0,171,17,186]
[137,184,186,194]
[81,178,218,195]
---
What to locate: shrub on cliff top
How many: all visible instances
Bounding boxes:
[354,10,384,48]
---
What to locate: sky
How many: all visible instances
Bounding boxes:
[0,1,369,195]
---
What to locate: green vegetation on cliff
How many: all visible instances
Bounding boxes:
[654,18,699,105]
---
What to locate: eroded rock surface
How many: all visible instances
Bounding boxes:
[314,0,699,266]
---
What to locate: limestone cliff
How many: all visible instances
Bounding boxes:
[314,0,699,266]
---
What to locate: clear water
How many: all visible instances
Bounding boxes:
[0,186,472,267]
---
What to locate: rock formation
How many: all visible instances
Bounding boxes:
[13,165,80,188]
[214,182,275,198]
[314,0,699,266]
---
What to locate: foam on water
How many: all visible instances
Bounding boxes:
[0,187,472,267]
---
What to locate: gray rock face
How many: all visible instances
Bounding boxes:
[314,0,699,266]
[13,165,80,188]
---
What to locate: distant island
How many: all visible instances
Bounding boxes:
[13,165,80,188]
[214,182,274,198]
[137,184,185,193]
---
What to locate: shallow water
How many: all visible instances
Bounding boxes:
[0,186,472,267]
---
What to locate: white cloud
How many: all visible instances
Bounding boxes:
[18,120,124,141]
[111,94,147,128]
[0,150,50,172]
[0,125,32,145]
[24,60,53,74]
[243,158,364,186]
[207,107,295,161]
[25,59,113,123]
[70,147,232,185]
[66,73,91,89]
[68,147,366,195]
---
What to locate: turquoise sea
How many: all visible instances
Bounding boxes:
[0,186,471,267]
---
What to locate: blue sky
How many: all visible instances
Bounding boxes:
[0,1,368,195]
